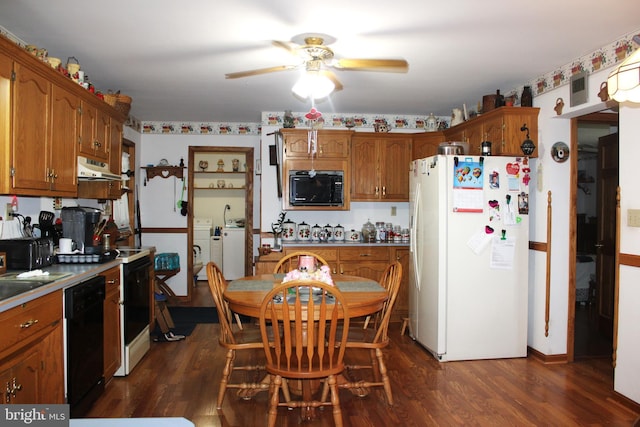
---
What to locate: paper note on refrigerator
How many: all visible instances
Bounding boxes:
[490,236,516,269]
[467,229,493,255]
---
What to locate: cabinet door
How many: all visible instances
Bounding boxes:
[340,261,389,281]
[317,132,349,158]
[282,129,350,159]
[501,108,539,156]
[350,137,380,200]
[0,53,11,191]
[379,137,411,200]
[102,267,121,381]
[11,62,51,192]
[79,101,97,157]
[95,108,110,160]
[482,115,505,156]
[464,124,484,155]
[412,132,444,160]
[391,247,410,323]
[49,85,79,194]
[0,349,39,404]
[338,246,389,278]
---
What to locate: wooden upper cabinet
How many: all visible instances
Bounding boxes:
[11,61,52,193]
[444,107,539,157]
[1,34,125,197]
[79,101,109,161]
[351,133,412,201]
[282,129,351,159]
[412,132,445,160]
[49,85,79,194]
[350,136,378,200]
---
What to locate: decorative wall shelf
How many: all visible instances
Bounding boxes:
[142,166,185,185]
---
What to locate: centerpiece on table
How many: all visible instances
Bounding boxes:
[282,256,334,286]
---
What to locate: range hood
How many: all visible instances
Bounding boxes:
[77,156,122,181]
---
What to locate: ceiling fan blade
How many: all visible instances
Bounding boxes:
[225,65,296,79]
[334,58,409,73]
[321,70,343,92]
[272,40,296,53]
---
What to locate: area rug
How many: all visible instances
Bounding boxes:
[152,306,219,342]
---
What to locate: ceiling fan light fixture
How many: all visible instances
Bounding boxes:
[607,36,640,103]
[292,71,335,100]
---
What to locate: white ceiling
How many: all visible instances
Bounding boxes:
[1,0,638,123]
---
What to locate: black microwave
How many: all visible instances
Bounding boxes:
[289,170,344,206]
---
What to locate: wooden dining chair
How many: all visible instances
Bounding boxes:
[206,262,269,409]
[259,280,351,427]
[363,260,402,330]
[272,251,330,274]
[338,260,402,406]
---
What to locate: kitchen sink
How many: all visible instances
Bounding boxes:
[0,272,72,301]
[0,281,50,300]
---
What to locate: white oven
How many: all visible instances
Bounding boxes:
[114,248,152,376]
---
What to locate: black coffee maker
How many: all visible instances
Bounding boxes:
[61,207,102,254]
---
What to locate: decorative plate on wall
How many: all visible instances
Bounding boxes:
[551,142,570,163]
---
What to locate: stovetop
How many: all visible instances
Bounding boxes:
[116,247,151,263]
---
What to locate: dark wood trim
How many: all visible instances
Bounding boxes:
[529,241,547,252]
[620,253,640,267]
[141,227,188,233]
[527,346,568,364]
[613,391,640,414]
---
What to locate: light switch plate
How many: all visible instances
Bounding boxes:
[628,209,640,227]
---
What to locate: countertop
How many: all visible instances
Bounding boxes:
[0,247,155,313]
[282,241,410,247]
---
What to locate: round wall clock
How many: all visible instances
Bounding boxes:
[551,142,570,163]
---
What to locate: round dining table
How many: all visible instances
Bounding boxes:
[224,273,388,318]
[224,273,387,420]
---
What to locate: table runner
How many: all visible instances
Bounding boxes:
[228,275,384,292]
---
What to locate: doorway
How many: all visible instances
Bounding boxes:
[571,111,618,360]
[186,146,254,301]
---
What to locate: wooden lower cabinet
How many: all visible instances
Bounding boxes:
[0,290,64,404]
[391,247,410,323]
[254,245,409,323]
[102,266,121,382]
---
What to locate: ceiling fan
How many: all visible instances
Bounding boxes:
[224,33,409,96]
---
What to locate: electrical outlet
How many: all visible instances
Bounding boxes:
[628,209,640,227]
[4,203,13,220]
[391,206,397,216]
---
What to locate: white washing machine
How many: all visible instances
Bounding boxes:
[222,227,245,280]
[193,218,212,280]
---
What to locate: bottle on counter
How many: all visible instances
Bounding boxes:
[376,222,386,242]
[393,226,402,242]
[385,223,394,242]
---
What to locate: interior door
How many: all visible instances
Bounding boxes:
[595,132,618,339]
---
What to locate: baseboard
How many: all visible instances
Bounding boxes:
[527,346,568,364]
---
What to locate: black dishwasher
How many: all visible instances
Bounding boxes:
[65,275,105,418]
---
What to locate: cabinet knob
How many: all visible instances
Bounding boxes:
[107,279,118,284]
[382,186,386,196]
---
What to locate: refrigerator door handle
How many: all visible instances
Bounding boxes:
[411,182,421,290]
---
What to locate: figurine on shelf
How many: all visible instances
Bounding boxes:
[198,160,208,172]
[232,158,240,172]
[217,159,225,172]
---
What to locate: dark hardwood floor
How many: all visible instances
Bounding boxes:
[87,281,640,426]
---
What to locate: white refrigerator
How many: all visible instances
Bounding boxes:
[409,154,530,362]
